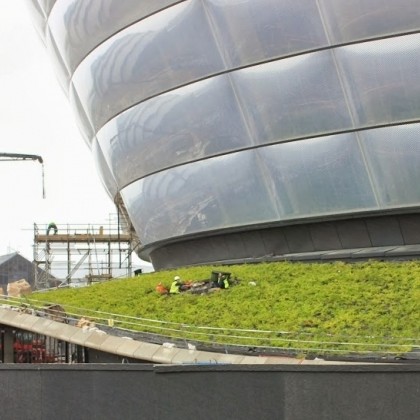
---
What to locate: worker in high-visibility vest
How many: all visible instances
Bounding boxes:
[170,276,182,294]
[169,275,191,294]
[217,273,230,289]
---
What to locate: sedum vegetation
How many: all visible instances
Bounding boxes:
[27,261,420,357]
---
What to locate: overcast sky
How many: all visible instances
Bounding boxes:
[0,3,151,271]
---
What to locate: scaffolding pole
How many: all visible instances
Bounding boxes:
[33,218,133,289]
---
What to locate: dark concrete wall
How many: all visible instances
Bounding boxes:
[0,364,418,420]
[149,213,420,269]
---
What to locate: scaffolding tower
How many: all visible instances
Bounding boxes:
[33,217,133,289]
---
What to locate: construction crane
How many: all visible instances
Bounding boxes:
[0,153,46,198]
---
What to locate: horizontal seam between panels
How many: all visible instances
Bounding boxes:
[91,29,420,134]
[51,0,188,77]
[117,118,420,192]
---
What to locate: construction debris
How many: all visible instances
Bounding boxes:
[7,279,32,297]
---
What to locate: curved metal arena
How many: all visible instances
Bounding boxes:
[27,0,420,270]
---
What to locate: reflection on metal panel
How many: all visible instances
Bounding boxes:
[232,51,353,144]
[68,84,95,145]
[361,124,420,207]
[336,34,420,126]
[26,0,420,268]
[72,1,225,131]
[260,134,377,217]
[97,75,253,186]
[48,0,184,73]
[206,0,328,67]
[91,139,118,199]
[319,0,420,44]
[121,151,278,244]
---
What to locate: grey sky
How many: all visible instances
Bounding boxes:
[0,3,151,271]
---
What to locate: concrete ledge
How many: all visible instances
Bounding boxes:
[0,307,400,366]
[352,246,397,258]
[115,338,145,358]
[132,341,161,361]
[385,244,420,256]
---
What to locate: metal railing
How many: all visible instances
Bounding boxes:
[1,295,418,359]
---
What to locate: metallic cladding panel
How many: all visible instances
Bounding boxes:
[91,139,118,199]
[205,0,329,67]
[318,0,420,43]
[360,124,420,207]
[259,135,378,218]
[335,220,372,249]
[231,51,354,144]
[45,26,71,93]
[336,34,420,127]
[72,1,226,131]
[48,0,184,74]
[399,214,420,245]
[223,233,249,260]
[68,84,95,145]
[121,151,279,245]
[260,229,290,256]
[97,75,254,186]
[30,0,420,267]
[23,0,57,42]
[282,225,314,253]
[240,231,268,257]
[309,223,342,251]
[148,215,420,268]
[365,217,404,246]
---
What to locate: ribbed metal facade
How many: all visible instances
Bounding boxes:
[27,0,420,269]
